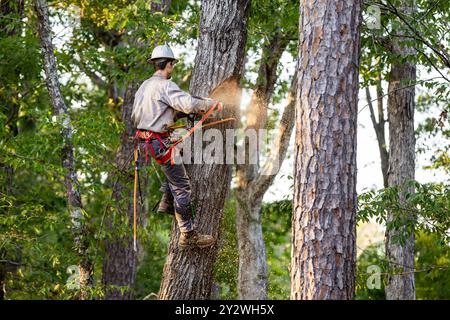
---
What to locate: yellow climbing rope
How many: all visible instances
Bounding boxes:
[133,147,138,252]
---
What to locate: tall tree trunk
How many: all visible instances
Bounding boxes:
[101,0,172,300]
[35,0,92,299]
[291,0,362,300]
[235,31,290,299]
[158,0,250,300]
[385,1,416,301]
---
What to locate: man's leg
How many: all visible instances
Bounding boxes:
[147,138,174,215]
[160,162,214,248]
[160,162,193,233]
[157,181,174,215]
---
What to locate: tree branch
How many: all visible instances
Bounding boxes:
[358,76,445,114]
[73,56,107,88]
[382,0,450,68]
[366,86,379,127]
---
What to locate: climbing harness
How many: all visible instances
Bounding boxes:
[131,102,234,251]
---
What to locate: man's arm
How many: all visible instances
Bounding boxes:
[163,81,214,114]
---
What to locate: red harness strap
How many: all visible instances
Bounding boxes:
[134,130,172,165]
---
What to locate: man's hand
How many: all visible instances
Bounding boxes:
[204,98,223,112]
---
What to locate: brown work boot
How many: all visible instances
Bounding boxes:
[178,230,215,249]
[157,193,174,215]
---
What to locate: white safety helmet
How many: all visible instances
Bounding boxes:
[149,44,178,62]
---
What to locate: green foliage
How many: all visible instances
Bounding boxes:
[243,0,299,102]
[415,232,450,299]
[247,0,298,50]
[1,138,78,299]
[262,200,291,299]
[359,181,450,244]
[360,0,450,121]
[355,242,386,300]
[134,201,173,299]
[1,0,197,299]
[355,233,450,300]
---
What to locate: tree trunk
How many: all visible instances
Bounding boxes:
[236,31,288,300]
[236,82,297,300]
[291,0,362,300]
[101,0,172,300]
[158,0,250,300]
[35,0,92,299]
[385,2,416,300]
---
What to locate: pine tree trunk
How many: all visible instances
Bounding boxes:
[158,0,250,300]
[291,0,362,300]
[35,0,92,299]
[101,0,172,300]
[385,2,416,300]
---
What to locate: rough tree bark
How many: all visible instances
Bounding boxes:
[101,0,172,300]
[291,0,362,300]
[35,0,92,299]
[235,31,292,299]
[158,0,251,300]
[385,1,416,300]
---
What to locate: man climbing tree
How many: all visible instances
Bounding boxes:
[132,44,220,248]
[101,0,173,299]
[159,0,251,300]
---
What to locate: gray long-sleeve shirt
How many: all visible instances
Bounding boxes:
[131,74,213,133]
